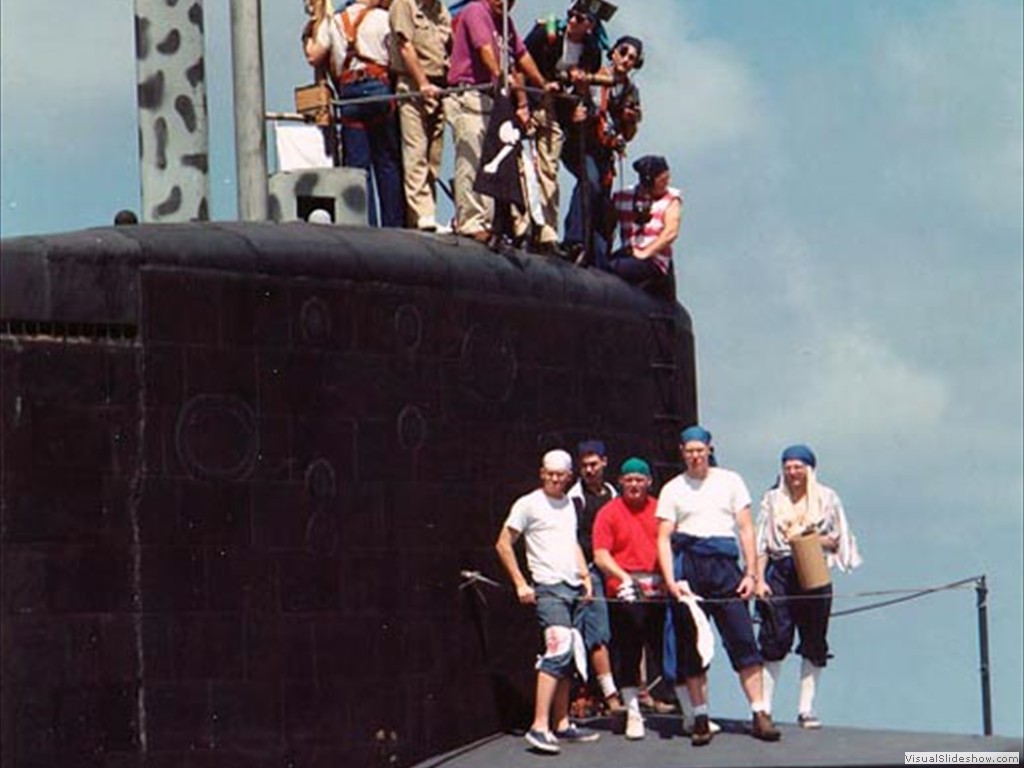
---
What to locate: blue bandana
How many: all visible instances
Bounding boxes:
[781,444,816,468]
[680,425,712,445]
[578,439,607,457]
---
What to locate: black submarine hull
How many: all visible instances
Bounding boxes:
[0,222,697,766]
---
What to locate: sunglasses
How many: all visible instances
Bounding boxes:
[568,11,591,23]
[615,45,638,61]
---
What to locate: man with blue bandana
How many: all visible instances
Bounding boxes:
[656,426,781,744]
[755,444,862,729]
[495,449,601,754]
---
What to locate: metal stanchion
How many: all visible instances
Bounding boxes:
[976,575,993,735]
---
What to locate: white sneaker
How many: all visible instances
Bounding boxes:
[798,712,822,729]
[417,215,438,232]
[625,708,645,740]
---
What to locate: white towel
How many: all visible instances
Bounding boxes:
[678,588,715,668]
[572,628,588,681]
[275,124,333,171]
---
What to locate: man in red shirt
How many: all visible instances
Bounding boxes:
[592,457,665,741]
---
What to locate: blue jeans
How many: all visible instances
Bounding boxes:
[340,98,405,228]
[562,152,612,270]
[609,249,664,284]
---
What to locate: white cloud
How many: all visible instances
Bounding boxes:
[873,0,1024,223]
[793,330,950,436]
[645,39,767,157]
[623,3,770,161]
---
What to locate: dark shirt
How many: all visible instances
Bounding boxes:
[523,19,602,116]
[574,483,615,563]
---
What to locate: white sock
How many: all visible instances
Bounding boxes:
[622,687,640,713]
[692,703,708,717]
[598,673,617,699]
[763,660,782,715]
[676,685,694,723]
[799,658,821,715]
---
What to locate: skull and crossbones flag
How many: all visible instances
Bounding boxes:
[474,92,525,208]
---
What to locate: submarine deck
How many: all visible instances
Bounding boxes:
[414,716,1022,768]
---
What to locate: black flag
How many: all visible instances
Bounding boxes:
[474,92,524,208]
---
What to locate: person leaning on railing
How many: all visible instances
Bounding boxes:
[389,0,452,231]
[517,1,604,256]
[561,34,643,269]
[446,0,553,243]
[304,0,406,228]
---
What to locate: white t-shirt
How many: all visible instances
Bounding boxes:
[504,488,581,586]
[560,39,584,69]
[316,4,392,78]
[655,467,752,538]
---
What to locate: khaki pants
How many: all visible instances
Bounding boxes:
[396,76,446,228]
[445,89,494,236]
[514,103,564,245]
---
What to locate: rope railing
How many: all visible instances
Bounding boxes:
[265,80,593,123]
[460,570,995,735]
[460,569,981,612]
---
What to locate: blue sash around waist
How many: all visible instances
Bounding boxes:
[670,532,740,559]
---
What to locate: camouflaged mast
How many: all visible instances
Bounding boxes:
[134,0,211,222]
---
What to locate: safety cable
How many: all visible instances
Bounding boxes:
[459,570,985,619]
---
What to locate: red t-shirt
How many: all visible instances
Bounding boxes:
[592,496,660,597]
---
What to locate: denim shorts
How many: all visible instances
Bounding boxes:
[577,565,611,648]
[535,582,586,632]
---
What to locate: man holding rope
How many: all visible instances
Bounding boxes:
[592,457,667,741]
[657,425,782,744]
[755,444,862,729]
[495,449,601,754]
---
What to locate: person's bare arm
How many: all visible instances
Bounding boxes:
[736,505,758,599]
[635,199,681,260]
[594,548,631,588]
[397,36,441,97]
[658,519,690,600]
[495,526,535,604]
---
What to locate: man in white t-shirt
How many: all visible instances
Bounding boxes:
[495,450,600,754]
[656,426,781,744]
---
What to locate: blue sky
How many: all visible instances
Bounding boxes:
[2,0,1022,739]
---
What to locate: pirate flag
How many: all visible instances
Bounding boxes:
[474,92,525,209]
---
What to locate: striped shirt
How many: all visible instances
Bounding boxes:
[612,185,683,274]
